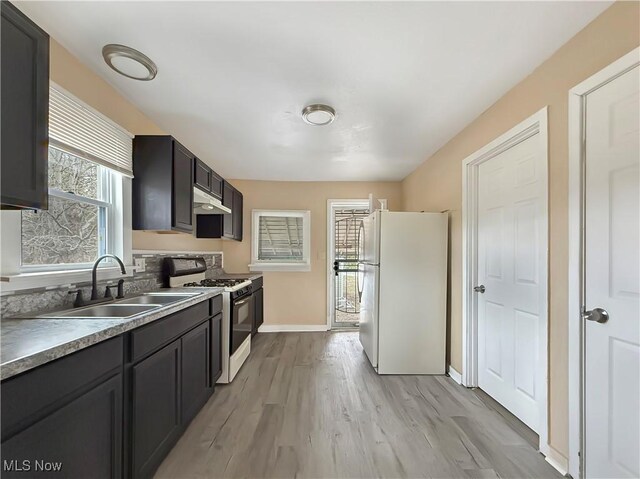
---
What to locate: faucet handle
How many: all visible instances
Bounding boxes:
[104,285,116,299]
[68,289,84,308]
[116,279,125,299]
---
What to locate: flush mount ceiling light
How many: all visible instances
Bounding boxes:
[102,44,157,81]
[302,104,336,126]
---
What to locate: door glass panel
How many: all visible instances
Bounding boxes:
[333,208,368,328]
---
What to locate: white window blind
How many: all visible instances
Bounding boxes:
[49,84,134,177]
[258,215,304,261]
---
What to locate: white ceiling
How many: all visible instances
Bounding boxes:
[18,1,611,182]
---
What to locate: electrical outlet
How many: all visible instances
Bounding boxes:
[134,258,146,273]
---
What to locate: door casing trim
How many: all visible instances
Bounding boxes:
[461,106,549,455]
[567,46,640,479]
[326,199,370,330]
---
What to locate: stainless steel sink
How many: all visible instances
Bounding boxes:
[118,293,199,305]
[36,291,203,319]
[41,304,159,319]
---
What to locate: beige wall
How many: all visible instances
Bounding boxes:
[49,39,224,253]
[222,180,402,326]
[401,1,640,459]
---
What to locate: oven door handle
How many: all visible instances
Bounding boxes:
[234,296,252,307]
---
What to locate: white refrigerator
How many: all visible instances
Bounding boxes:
[358,211,448,375]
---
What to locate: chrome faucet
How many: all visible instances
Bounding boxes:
[91,254,127,300]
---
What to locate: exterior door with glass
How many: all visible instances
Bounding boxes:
[329,200,368,329]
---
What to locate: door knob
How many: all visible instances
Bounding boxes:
[583,307,609,324]
[473,285,485,293]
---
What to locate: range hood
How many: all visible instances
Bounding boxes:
[193,187,231,215]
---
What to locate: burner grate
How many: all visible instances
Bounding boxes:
[182,278,247,288]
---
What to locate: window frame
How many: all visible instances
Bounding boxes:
[19,154,117,272]
[0,155,133,292]
[249,209,311,272]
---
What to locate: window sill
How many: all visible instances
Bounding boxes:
[248,263,311,272]
[0,266,135,293]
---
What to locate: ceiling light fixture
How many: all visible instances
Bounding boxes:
[102,44,158,81]
[302,104,336,126]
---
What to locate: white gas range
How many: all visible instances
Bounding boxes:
[165,257,253,383]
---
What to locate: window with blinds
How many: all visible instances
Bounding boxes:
[250,210,311,271]
[49,84,134,177]
[18,84,132,272]
[258,216,304,261]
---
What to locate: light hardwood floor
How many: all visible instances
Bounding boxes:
[156,332,561,479]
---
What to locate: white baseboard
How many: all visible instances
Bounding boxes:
[543,445,569,476]
[447,365,463,384]
[258,324,329,333]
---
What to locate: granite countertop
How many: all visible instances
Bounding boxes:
[0,287,224,381]
[218,272,263,281]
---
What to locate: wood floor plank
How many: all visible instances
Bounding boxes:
[156,332,561,479]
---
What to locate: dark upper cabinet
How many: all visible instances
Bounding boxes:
[172,142,194,232]
[130,339,181,479]
[193,158,223,201]
[194,158,212,193]
[1,1,49,210]
[195,180,243,241]
[222,181,234,238]
[232,188,243,241]
[210,170,223,200]
[133,136,194,233]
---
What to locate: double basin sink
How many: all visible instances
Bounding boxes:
[38,292,203,320]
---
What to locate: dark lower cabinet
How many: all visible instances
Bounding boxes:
[181,321,211,424]
[2,374,123,479]
[1,297,224,479]
[1,1,49,210]
[1,337,124,479]
[211,313,223,382]
[131,339,181,479]
[126,296,222,479]
[252,287,264,336]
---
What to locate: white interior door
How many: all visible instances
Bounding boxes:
[584,65,639,479]
[477,132,546,432]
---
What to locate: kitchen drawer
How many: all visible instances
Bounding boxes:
[130,301,209,363]
[1,336,123,440]
[210,294,222,316]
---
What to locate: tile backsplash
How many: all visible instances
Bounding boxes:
[0,251,222,318]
